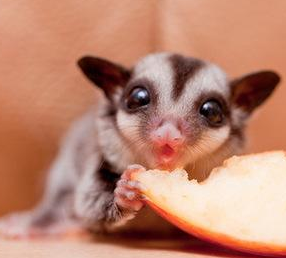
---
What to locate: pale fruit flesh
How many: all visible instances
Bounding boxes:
[133,151,286,256]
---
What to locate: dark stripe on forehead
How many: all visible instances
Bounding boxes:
[169,54,204,100]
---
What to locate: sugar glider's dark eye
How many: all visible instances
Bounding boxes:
[125,87,150,110]
[200,100,224,126]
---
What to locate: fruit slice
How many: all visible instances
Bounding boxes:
[133,151,286,256]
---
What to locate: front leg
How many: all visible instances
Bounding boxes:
[74,161,146,232]
[114,165,146,217]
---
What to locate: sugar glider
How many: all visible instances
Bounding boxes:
[0,53,280,238]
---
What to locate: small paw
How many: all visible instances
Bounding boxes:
[114,164,146,212]
[0,212,82,239]
[0,212,39,239]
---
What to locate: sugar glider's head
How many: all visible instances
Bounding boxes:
[78,53,280,170]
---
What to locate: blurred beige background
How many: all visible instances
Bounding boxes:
[0,0,285,216]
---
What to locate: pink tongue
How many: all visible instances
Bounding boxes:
[161,144,175,157]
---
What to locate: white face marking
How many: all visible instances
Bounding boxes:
[194,127,231,156]
[113,53,235,171]
[174,64,230,115]
[133,53,175,115]
[133,54,230,117]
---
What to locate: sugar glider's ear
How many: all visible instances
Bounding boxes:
[77,56,130,101]
[230,70,280,115]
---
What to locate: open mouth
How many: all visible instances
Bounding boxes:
[161,144,175,157]
[155,144,179,167]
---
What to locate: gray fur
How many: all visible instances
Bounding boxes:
[0,53,279,237]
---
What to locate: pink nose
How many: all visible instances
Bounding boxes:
[151,121,184,148]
